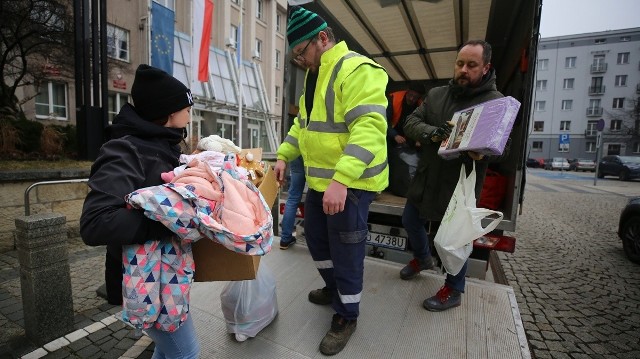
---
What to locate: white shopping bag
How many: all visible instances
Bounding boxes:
[220,263,278,341]
[434,163,503,275]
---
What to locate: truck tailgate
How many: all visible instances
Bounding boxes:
[189,244,530,358]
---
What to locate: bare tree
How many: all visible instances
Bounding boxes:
[0,0,75,120]
[602,95,640,152]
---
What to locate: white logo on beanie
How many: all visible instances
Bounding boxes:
[187,91,193,105]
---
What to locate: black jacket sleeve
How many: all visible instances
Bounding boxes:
[80,139,174,246]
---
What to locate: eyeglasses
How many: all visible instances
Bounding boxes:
[293,39,314,62]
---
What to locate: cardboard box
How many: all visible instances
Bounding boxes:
[192,149,279,281]
[438,97,521,159]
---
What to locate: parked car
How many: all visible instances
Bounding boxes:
[568,158,596,172]
[526,158,541,168]
[618,196,640,264]
[597,155,640,181]
[544,157,570,171]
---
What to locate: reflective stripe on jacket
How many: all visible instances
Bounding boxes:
[277,41,389,192]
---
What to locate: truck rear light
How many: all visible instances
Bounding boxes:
[473,234,516,253]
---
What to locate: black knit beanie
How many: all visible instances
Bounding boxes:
[287,6,327,50]
[131,64,194,121]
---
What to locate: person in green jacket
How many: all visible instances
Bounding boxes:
[274,5,388,356]
[400,40,504,311]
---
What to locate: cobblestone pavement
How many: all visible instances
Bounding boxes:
[500,169,640,359]
[0,239,155,358]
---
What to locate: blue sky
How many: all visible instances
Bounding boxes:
[540,0,639,37]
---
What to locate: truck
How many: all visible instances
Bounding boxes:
[277,0,542,283]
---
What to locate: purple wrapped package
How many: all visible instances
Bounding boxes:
[438,96,521,159]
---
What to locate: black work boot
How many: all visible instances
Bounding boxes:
[279,236,297,250]
[399,256,435,280]
[308,287,333,305]
[319,314,357,356]
[423,285,462,311]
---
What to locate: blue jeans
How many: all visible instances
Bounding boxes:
[280,157,305,243]
[145,315,200,359]
[402,201,468,293]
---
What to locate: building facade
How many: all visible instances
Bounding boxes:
[530,28,640,161]
[17,0,288,154]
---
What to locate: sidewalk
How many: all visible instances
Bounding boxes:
[0,238,155,358]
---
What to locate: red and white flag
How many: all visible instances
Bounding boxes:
[193,0,214,82]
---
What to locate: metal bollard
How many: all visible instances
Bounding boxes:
[14,213,74,345]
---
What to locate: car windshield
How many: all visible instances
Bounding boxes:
[619,156,640,164]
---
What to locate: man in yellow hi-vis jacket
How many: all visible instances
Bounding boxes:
[274,5,388,356]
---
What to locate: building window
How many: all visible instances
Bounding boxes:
[586,142,596,153]
[586,121,597,136]
[617,52,629,64]
[633,142,640,153]
[255,38,262,58]
[106,24,129,62]
[607,144,621,155]
[276,13,282,33]
[560,121,571,131]
[35,81,67,120]
[610,119,622,131]
[532,141,543,152]
[153,0,175,10]
[565,56,576,68]
[217,117,237,142]
[615,75,627,87]
[589,98,601,108]
[230,25,238,48]
[108,92,129,123]
[593,54,605,67]
[256,0,263,20]
[275,86,280,104]
[533,121,544,132]
[534,101,546,111]
[561,100,573,111]
[275,49,281,69]
[594,38,606,44]
[562,78,574,90]
[612,98,625,109]
[536,80,547,91]
[590,76,604,93]
[537,59,549,71]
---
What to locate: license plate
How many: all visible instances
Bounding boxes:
[366,231,407,251]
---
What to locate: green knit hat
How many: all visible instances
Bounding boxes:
[287,6,328,50]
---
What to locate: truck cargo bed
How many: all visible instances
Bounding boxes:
[189,242,530,358]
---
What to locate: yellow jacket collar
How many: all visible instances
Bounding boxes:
[320,41,349,67]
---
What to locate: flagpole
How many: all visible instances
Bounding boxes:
[147,0,152,65]
[237,0,243,148]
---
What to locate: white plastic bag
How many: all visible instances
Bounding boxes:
[220,263,278,341]
[434,163,503,275]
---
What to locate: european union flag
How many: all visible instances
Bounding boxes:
[151,2,175,74]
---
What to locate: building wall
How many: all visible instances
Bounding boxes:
[530,28,640,161]
[15,0,288,151]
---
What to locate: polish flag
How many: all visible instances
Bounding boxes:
[193,0,214,82]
